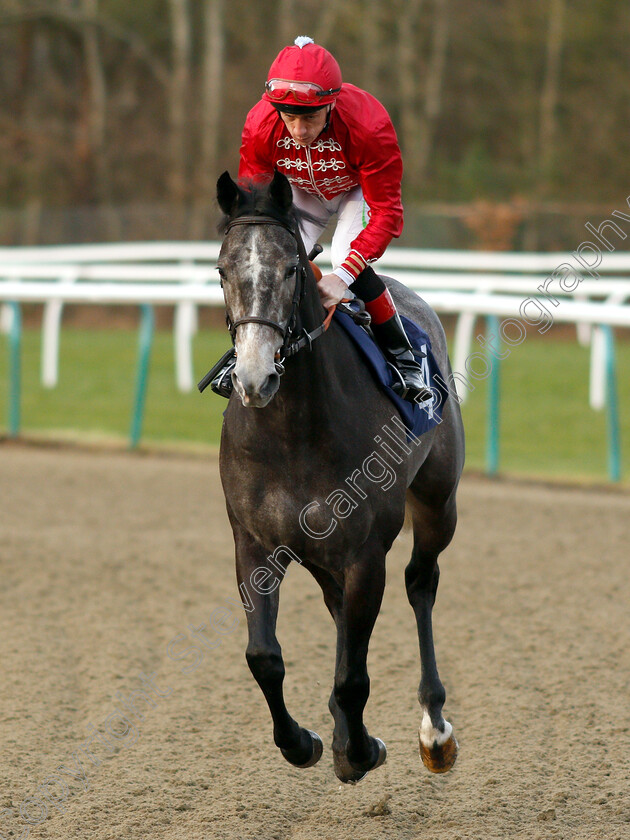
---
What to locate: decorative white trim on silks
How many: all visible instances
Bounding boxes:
[294,36,314,48]
[276,137,342,153]
[312,158,346,172]
[285,175,356,195]
[289,177,316,189]
[276,156,346,174]
[276,137,301,150]
[274,136,357,198]
[321,179,356,195]
[312,138,342,153]
[277,157,311,171]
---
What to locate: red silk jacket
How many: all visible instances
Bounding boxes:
[238,84,404,280]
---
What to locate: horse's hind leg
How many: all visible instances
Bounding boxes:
[406,489,459,773]
[234,528,323,769]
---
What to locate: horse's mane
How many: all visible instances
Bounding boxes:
[217,179,319,237]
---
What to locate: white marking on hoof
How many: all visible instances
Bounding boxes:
[419,710,453,749]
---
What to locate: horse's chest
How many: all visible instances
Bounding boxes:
[221,446,405,564]
[224,462,322,537]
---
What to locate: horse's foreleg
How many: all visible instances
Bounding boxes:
[406,495,458,773]
[333,554,387,778]
[301,562,365,783]
[235,534,322,769]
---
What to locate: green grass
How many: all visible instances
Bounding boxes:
[0,326,232,449]
[460,335,630,481]
[1,325,629,483]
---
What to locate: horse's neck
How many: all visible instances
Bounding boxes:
[277,281,344,418]
[238,281,347,436]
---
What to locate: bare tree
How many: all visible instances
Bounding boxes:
[78,0,119,235]
[79,0,106,159]
[0,3,170,85]
[314,0,339,46]
[362,0,381,98]
[278,0,297,46]
[1,0,628,247]
[416,0,449,188]
[397,0,424,190]
[168,0,192,217]
[191,0,225,238]
[538,0,565,192]
[397,0,450,193]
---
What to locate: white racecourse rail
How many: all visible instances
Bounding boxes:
[1,242,629,407]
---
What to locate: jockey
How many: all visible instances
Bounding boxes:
[224,36,428,402]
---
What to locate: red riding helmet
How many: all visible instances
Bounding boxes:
[263,37,342,108]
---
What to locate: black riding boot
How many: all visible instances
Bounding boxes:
[370,312,432,402]
[350,265,432,403]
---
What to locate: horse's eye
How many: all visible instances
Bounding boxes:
[217,267,226,287]
[285,265,297,279]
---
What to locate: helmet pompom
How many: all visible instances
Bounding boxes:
[294,36,315,49]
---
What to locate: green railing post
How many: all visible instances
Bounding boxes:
[8,302,22,438]
[603,325,621,482]
[129,304,155,449]
[485,315,501,476]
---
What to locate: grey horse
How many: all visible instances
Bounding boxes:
[215,170,464,783]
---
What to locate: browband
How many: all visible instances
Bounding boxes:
[224,215,296,237]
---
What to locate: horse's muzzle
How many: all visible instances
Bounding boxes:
[232,368,281,408]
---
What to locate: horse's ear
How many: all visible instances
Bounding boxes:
[268,170,293,213]
[217,171,241,216]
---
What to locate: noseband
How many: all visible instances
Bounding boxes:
[221,215,333,368]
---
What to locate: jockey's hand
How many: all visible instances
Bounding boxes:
[317,272,350,309]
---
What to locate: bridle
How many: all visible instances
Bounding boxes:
[221,215,337,372]
[195,213,370,395]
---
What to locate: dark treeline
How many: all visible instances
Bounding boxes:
[1,0,629,248]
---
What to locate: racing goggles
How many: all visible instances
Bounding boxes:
[265,78,340,105]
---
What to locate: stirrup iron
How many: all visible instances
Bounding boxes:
[198,347,236,398]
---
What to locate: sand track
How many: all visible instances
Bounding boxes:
[0,444,628,839]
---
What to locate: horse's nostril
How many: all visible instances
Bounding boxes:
[261,372,280,398]
[233,369,280,406]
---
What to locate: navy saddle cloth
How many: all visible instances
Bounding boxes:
[333,308,449,440]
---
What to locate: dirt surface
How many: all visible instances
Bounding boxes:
[0,444,628,840]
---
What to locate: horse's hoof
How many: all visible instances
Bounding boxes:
[419,732,458,773]
[281,729,323,768]
[333,751,367,784]
[346,736,387,775]
[371,737,387,770]
[334,735,386,783]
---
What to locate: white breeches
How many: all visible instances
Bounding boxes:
[291,186,370,271]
